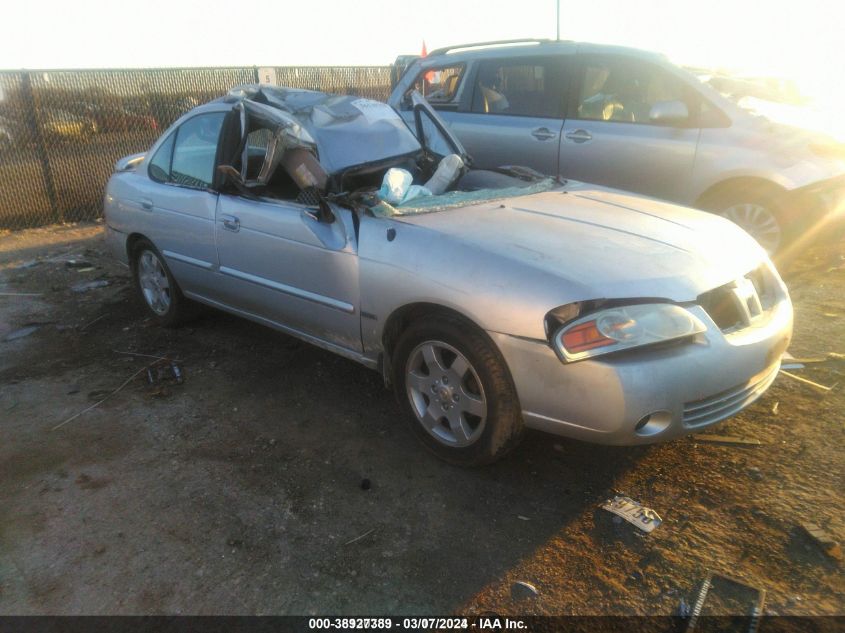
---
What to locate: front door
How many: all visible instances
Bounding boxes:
[558,54,700,203]
[213,194,362,353]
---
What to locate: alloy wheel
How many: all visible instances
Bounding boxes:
[405,340,487,447]
[138,250,171,316]
[719,202,782,255]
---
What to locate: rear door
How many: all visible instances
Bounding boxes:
[558,54,700,203]
[141,110,227,297]
[212,120,361,353]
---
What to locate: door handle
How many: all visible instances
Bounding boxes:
[140,198,153,210]
[221,214,240,232]
[565,129,593,144]
[531,127,557,141]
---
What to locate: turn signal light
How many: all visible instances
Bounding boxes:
[561,320,613,353]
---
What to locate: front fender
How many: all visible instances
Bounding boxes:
[357,213,589,355]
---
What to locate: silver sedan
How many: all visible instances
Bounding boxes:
[104,86,793,465]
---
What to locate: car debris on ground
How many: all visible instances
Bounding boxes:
[65,259,94,269]
[343,528,375,546]
[694,434,763,446]
[80,313,108,331]
[3,324,40,341]
[800,523,843,562]
[11,260,40,270]
[780,351,805,370]
[145,361,185,386]
[686,572,766,632]
[53,356,183,430]
[601,495,662,533]
[779,370,836,393]
[71,279,110,293]
[510,581,539,600]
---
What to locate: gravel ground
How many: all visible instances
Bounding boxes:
[0,222,842,616]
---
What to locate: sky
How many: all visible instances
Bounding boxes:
[1,0,843,104]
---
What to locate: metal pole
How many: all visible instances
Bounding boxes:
[556,0,560,40]
[20,71,60,224]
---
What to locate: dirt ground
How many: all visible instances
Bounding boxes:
[0,222,843,616]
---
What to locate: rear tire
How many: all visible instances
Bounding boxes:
[130,238,195,327]
[392,314,524,466]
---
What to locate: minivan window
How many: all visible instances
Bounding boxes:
[573,57,695,125]
[412,65,464,108]
[470,57,566,118]
[169,112,226,188]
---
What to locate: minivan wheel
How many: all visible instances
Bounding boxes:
[700,184,791,256]
[130,239,193,327]
[392,315,524,466]
[719,202,783,256]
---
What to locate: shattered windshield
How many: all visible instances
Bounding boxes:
[370,177,558,217]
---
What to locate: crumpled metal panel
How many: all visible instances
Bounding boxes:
[232,85,421,175]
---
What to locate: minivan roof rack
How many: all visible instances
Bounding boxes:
[427,39,555,57]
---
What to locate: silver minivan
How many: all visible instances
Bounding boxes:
[388,39,845,255]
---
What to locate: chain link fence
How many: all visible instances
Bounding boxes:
[0,66,392,229]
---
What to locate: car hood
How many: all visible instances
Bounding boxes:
[394,182,768,302]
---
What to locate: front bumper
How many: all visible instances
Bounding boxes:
[490,300,793,445]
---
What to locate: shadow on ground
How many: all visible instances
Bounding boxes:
[0,227,644,614]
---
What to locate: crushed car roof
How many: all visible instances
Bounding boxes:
[221,84,422,175]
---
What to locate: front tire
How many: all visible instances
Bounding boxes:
[392,315,524,466]
[130,239,193,327]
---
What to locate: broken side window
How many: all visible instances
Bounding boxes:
[411,65,465,109]
[238,119,327,204]
[244,128,272,180]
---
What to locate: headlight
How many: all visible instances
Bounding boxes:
[552,303,706,362]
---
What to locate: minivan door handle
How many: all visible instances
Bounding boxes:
[531,127,557,141]
[140,198,153,210]
[565,129,593,144]
[221,214,240,232]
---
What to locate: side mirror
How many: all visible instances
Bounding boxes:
[649,100,689,124]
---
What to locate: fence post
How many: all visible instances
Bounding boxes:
[20,71,60,223]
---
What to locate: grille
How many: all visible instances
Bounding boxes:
[697,265,779,332]
[682,363,779,427]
